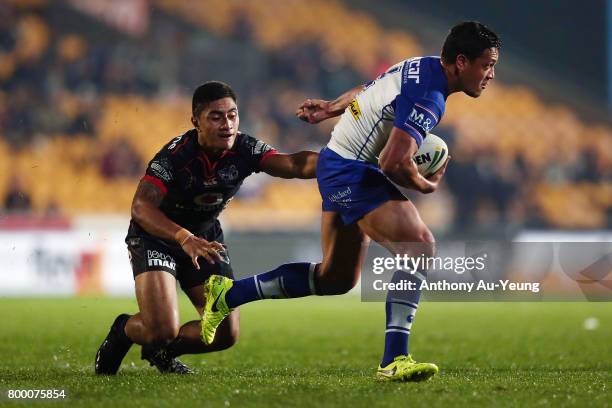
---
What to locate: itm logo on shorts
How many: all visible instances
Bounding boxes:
[147,250,176,270]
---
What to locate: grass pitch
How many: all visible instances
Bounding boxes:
[0,296,610,407]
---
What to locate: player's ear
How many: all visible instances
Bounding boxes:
[456,54,468,71]
[191,116,199,129]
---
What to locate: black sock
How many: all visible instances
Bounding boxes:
[117,314,133,345]
[165,337,184,358]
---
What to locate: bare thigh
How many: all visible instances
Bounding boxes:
[132,271,180,343]
[316,211,370,295]
[357,199,434,257]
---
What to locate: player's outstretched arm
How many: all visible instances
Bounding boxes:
[379,127,449,194]
[296,84,364,124]
[131,179,224,267]
[259,151,319,179]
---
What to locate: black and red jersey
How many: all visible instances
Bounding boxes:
[128,129,278,238]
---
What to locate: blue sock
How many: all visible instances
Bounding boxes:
[225,262,316,309]
[381,269,426,367]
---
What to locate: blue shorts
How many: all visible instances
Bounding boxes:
[316,147,405,225]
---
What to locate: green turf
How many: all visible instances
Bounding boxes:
[0,296,610,407]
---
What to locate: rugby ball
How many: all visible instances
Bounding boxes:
[414,133,448,177]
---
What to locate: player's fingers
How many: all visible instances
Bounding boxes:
[310,113,324,124]
[197,239,224,253]
[200,245,223,263]
[206,246,224,262]
[199,250,215,265]
[209,241,225,251]
[191,255,200,270]
[296,100,311,111]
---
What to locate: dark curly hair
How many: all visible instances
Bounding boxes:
[441,21,501,64]
[192,81,237,117]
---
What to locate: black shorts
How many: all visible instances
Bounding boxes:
[126,222,233,291]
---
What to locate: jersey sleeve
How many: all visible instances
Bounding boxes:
[143,150,175,194]
[393,94,442,147]
[237,134,279,173]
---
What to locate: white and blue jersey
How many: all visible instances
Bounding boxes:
[317,56,449,224]
[328,56,448,163]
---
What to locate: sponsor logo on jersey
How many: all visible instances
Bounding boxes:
[217,164,239,183]
[194,192,225,209]
[168,135,183,150]
[253,140,272,155]
[349,99,361,119]
[203,177,218,187]
[147,250,176,270]
[404,58,421,84]
[150,160,172,182]
[407,106,434,133]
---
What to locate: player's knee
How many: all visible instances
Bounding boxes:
[331,279,357,295]
[395,228,435,258]
[418,229,436,257]
[146,323,179,345]
[315,269,358,295]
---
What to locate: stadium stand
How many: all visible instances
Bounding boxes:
[0,0,609,231]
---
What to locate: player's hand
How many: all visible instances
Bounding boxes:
[180,236,226,269]
[296,99,331,124]
[425,156,451,188]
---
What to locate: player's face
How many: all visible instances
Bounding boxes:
[459,47,498,98]
[194,97,239,151]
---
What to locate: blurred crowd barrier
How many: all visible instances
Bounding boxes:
[0,0,610,232]
[0,215,326,297]
[1,216,609,298]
